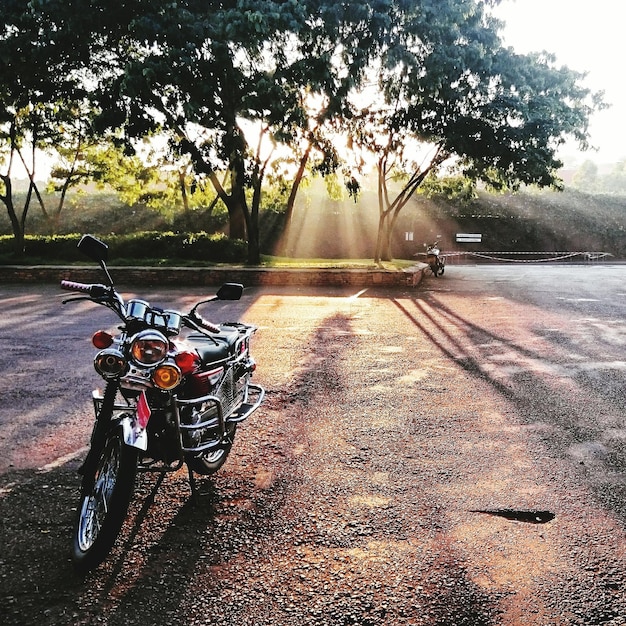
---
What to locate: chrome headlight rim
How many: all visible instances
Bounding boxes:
[94,348,128,379]
[130,330,169,366]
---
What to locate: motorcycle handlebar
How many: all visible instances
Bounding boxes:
[60,280,110,299]
[61,279,91,293]
[62,280,221,333]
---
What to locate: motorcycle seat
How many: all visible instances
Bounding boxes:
[186,329,240,364]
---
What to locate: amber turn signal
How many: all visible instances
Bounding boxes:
[152,364,182,390]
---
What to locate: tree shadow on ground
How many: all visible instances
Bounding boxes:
[0,309,503,626]
[392,292,626,525]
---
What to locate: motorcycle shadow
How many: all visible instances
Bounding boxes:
[0,461,271,625]
[0,463,85,624]
[87,465,283,623]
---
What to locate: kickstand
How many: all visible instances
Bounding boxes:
[187,465,199,505]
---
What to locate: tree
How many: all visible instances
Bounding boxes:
[600,161,626,194]
[571,160,599,192]
[0,103,47,254]
[57,0,400,263]
[0,0,93,253]
[2,0,603,264]
[348,0,604,261]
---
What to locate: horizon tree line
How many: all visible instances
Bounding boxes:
[0,0,604,262]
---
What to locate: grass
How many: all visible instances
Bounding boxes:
[258,256,416,270]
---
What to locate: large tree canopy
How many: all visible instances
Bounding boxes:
[1,0,602,262]
[348,0,603,260]
[48,0,383,262]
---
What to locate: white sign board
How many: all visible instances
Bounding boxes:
[456,233,482,243]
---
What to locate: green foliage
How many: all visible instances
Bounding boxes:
[1,0,605,264]
[343,0,603,260]
[571,160,626,194]
[0,0,98,237]
[16,234,91,262]
[0,232,247,264]
[418,175,477,203]
[601,162,626,194]
[109,232,247,263]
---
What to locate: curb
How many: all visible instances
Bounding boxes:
[0,264,428,288]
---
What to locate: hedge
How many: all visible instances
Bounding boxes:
[0,232,248,264]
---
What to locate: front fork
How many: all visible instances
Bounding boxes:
[78,380,121,486]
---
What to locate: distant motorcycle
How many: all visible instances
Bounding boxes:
[425,241,446,277]
[61,234,264,573]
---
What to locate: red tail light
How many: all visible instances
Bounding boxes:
[187,367,224,397]
[92,330,114,349]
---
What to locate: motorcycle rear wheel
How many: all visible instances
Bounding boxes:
[186,423,237,475]
[71,426,138,574]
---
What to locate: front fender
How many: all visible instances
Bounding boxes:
[119,413,148,451]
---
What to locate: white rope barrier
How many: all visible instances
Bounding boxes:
[443,251,613,263]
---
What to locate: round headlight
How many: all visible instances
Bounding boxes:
[130,330,168,365]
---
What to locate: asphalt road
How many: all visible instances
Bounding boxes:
[0,264,625,625]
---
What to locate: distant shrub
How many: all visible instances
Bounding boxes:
[0,232,248,264]
[19,234,84,261]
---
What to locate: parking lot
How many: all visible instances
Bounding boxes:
[1,265,625,625]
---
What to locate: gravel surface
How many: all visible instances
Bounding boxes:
[1,268,625,625]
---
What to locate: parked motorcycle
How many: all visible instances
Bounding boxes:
[61,234,264,573]
[425,241,446,277]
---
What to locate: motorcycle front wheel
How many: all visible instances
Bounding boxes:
[71,426,138,574]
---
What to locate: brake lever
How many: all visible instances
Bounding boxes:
[61,295,92,305]
[61,292,117,308]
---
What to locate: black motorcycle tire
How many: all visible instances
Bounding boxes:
[71,426,138,574]
[186,423,237,475]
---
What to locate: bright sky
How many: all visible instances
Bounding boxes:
[492,0,625,165]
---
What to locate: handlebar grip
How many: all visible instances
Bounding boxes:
[60,281,110,299]
[196,315,221,334]
[60,280,91,293]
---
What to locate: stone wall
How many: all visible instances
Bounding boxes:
[0,265,426,288]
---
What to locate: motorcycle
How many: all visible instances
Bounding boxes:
[425,241,446,277]
[61,234,264,573]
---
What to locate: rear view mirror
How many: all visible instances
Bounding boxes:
[78,234,108,263]
[216,283,243,301]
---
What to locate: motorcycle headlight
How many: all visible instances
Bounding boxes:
[153,363,182,390]
[130,330,168,366]
[94,348,127,379]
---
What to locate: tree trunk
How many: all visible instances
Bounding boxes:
[226,169,248,242]
[278,145,312,256]
[228,205,247,241]
[374,213,389,263]
[380,217,393,262]
[178,137,248,241]
[1,175,26,256]
[179,171,189,213]
[246,216,261,265]
[285,144,311,221]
